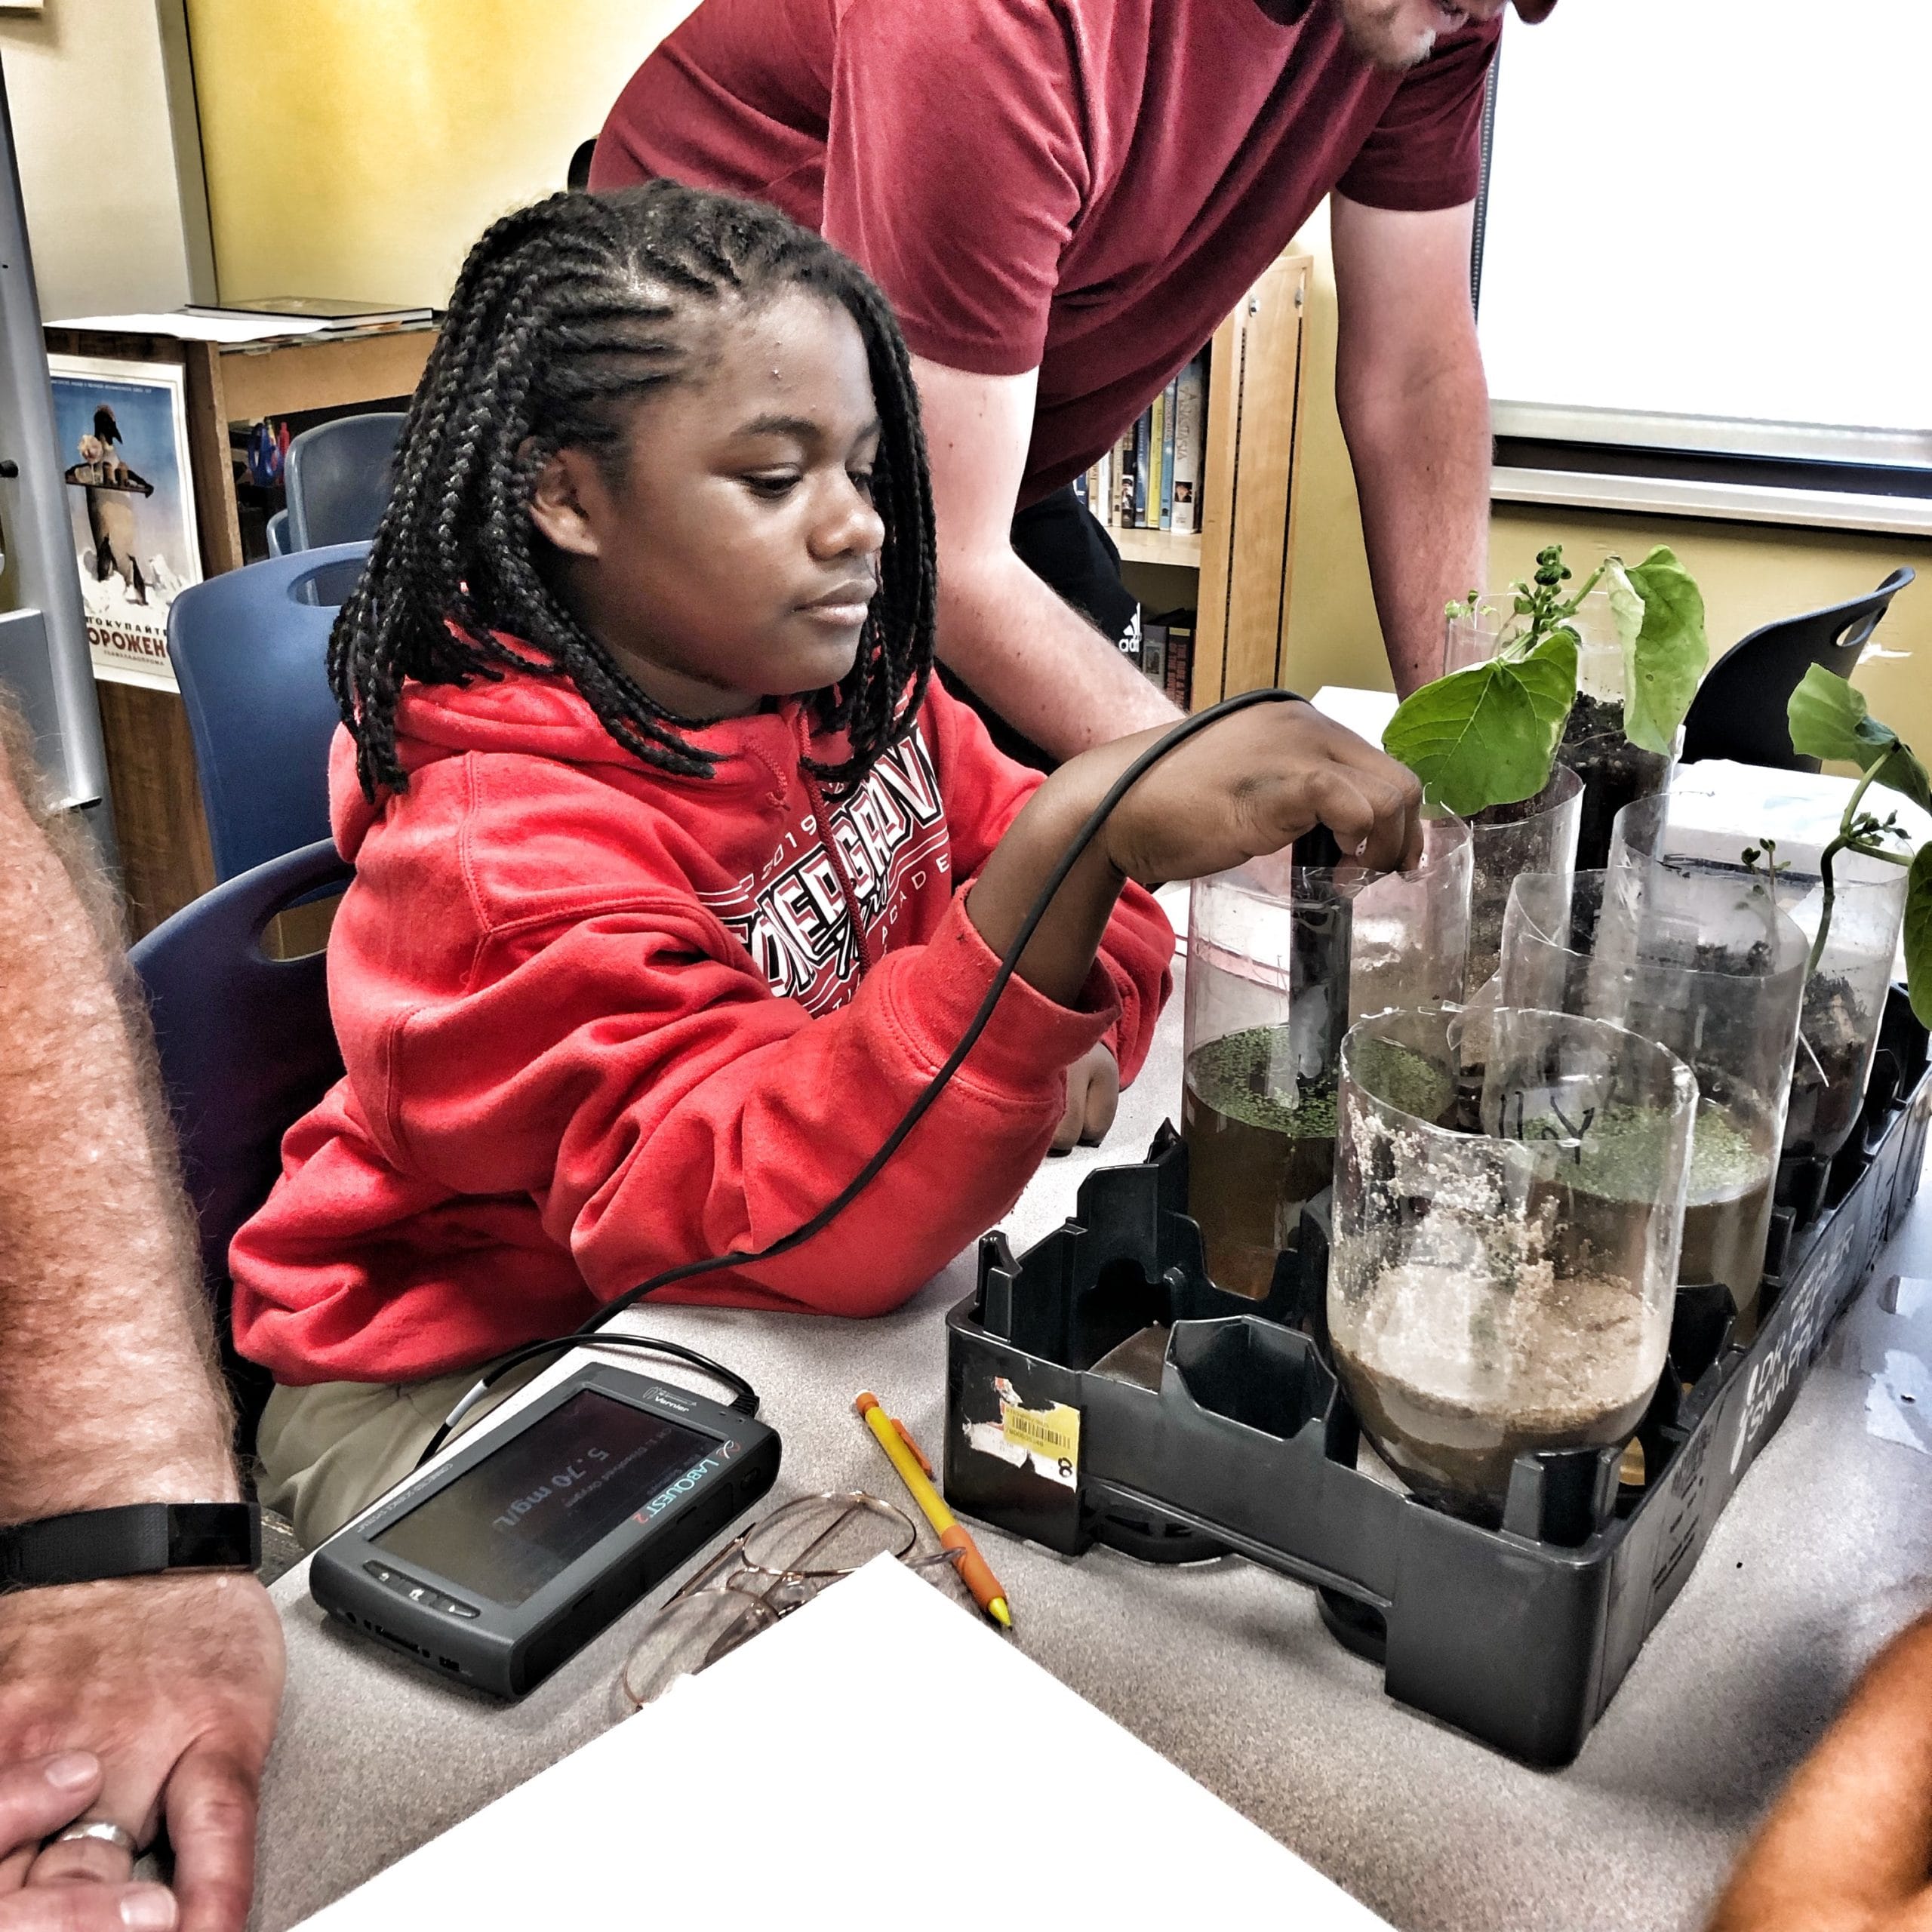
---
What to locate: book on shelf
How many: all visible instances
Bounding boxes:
[1162,609,1195,709]
[1140,616,1168,685]
[1158,376,1178,531]
[1093,346,1208,536]
[1171,356,1206,537]
[1146,387,1166,532]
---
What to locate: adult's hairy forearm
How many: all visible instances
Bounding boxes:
[1338,352,1491,699]
[1709,1611,1932,1930]
[0,710,235,1514]
[936,547,1179,761]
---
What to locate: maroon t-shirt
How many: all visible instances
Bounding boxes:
[594,0,1499,506]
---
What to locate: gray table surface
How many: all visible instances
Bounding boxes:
[252,974,1932,1932]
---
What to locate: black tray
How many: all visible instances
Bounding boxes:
[944,986,1932,1765]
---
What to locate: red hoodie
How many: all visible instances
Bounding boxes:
[229,669,1172,1386]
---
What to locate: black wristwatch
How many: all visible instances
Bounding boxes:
[0,1503,259,1592]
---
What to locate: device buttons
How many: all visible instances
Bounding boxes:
[362,1562,480,1619]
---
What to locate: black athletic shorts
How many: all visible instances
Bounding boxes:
[940,484,1139,771]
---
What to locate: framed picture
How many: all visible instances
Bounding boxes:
[48,352,202,692]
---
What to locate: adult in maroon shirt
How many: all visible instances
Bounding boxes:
[596,0,1557,755]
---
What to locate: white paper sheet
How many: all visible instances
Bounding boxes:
[45,311,335,343]
[294,1554,1389,1928]
[1312,685,1399,746]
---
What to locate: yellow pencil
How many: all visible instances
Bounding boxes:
[854,1392,1012,1629]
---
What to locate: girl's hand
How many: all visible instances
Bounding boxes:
[1051,1044,1118,1153]
[968,698,1423,1011]
[1088,699,1423,887]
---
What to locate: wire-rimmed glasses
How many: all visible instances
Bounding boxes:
[619,1491,959,1709]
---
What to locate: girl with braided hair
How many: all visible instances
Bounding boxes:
[232,183,1421,1546]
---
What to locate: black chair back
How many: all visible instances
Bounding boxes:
[1681,568,1915,769]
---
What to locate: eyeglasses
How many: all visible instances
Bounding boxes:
[619,1491,961,1710]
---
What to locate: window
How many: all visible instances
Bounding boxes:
[1475,0,1932,534]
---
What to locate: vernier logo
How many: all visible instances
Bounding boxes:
[635,1442,739,1522]
[1730,1222,1855,1475]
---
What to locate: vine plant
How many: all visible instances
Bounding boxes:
[1382,543,1708,819]
[1784,665,1932,1023]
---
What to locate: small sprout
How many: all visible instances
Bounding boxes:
[1742,837,1789,892]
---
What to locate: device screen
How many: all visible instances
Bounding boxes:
[372,1390,718,1608]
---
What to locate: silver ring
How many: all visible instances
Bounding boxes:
[51,1820,138,1857]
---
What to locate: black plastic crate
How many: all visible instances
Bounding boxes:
[945,986,1931,1766]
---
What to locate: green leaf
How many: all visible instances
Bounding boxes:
[1382,629,1577,817]
[1906,844,1932,1030]
[1602,558,1644,654]
[1786,666,1932,813]
[1622,546,1708,755]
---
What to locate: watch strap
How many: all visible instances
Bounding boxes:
[0,1503,260,1591]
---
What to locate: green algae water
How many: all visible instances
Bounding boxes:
[1518,1097,1777,1315]
[1184,1025,1452,1300]
[1183,1025,1337,1299]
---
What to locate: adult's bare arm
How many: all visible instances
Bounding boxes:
[0,708,283,1930]
[1709,1611,1932,1932]
[914,355,1180,760]
[1331,193,1494,698]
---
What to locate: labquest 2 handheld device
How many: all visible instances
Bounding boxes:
[311,1362,780,1697]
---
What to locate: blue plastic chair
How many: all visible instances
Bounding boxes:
[266,509,291,556]
[285,411,405,552]
[131,838,352,1445]
[167,542,368,881]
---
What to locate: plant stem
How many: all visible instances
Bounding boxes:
[1558,562,1607,617]
[1807,835,1846,980]
[1803,764,1912,976]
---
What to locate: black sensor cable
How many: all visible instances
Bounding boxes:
[417,688,1303,1466]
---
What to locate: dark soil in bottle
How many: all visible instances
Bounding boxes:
[1468,780,1582,992]
[1183,1026,1338,1300]
[1783,973,1872,1161]
[1558,695,1670,872]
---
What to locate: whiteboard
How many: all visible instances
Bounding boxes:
[1478,0,1932,463]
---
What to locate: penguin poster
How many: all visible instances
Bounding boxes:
[48,354,202,692]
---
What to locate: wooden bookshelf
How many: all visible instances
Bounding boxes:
[1110,248,1312,712]
[1115,525,1204,570]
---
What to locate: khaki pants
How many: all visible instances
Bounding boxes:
[259,1360,545,1550]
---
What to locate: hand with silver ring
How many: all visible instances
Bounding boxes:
[0,1753,173,1928]
[48,1822,139,1859]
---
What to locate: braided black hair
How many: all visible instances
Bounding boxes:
[330,181,937,800]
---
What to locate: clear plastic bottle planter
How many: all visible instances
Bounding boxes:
[1607,792,1900,1182]
[1505,862,1807,1328]
[1464,764,1583,1001]
[1182,819,1471,1299]
[1772,848,1912,1167]
[1444,588,1669,872]
[1330,1006,1695,1524]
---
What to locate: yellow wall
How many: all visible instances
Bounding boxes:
[186,0,699,308]
[1281,208,1932,757]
